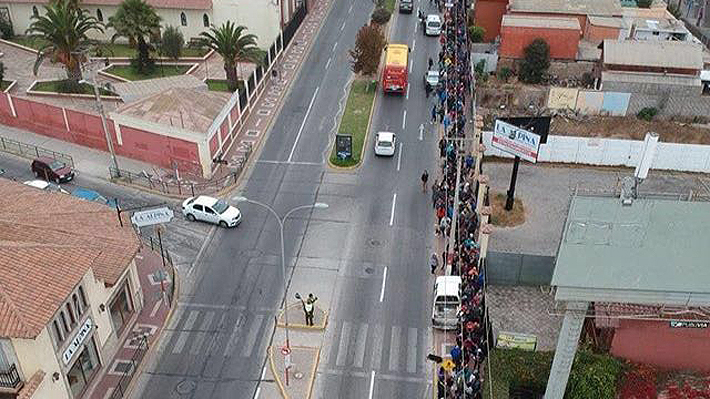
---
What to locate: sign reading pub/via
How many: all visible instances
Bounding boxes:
[491,120,541,163]
[62,318,93,365]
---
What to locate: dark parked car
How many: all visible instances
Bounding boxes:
[31,157,74,183]
[399,0,413,13]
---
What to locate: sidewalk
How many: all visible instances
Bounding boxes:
[83,246,175,399]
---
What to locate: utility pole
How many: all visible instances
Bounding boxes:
[86,63,121,177]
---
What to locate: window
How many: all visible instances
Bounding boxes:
[73,294,83,316]
[205,207,216,215]
[203,13,209,27]
[0,345,9,370]
[96,9,103,22]
[652,31,660,35]
[67,339,100,398]
[180,12,187,26]
[66,303,76,326]
[79,286,87,308]
[32,6,38,17]
[53,320,63,343]
[60,311,70,334]
[193,204,204,212]
[109,283,134,334]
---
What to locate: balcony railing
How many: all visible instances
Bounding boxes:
[0,364,22,392]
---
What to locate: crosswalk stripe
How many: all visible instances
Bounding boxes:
[190,311,215,355]
[335,321,352,367]
[407,327,417,374]
[370,323,384,371]
[420,327,432,373]
[241,314,265,357]
[172,310,199,354]
[389,326,401,372]
[224,313,245,357]
[156,306,184,354]
[353,323,368,368]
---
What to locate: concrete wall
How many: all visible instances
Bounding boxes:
[500,25,580,60]
[602,80,702,96]
[611,319,710,372]
[627,92,710,117]
[473,0,508,42]
[12,328,69,399]
[483,131,710,172]
[212,0,281,48]
[585,22,621,42]
[548,60,596,80]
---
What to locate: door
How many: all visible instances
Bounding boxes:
[203,206,219,224]
[192,204,205,221]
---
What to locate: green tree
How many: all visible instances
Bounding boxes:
[108,0,161,75]
[26,0,103,84]
[200,21,261,92]
[160,25,183,61]
[469,25,485,43]
[519,38,550,84]
[349,24,386,76]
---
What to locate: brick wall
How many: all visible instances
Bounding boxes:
[585,22,620,42]
[474,0,509,42]
[500,26,580,59]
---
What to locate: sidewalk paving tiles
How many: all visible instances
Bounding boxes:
[84,246,175,399]
[268,345,320,399]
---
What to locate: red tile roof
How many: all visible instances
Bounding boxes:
[0,180,140,339]
[1,0,212,10]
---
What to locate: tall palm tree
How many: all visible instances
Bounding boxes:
[26,0,103,83]
[108,0,161,74]
[200,21,262,92]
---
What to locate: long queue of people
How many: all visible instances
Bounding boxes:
[429,1,488,398]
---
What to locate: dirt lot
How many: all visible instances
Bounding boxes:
[550,115,710,144]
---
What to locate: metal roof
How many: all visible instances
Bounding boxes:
[552,195,710,298]
[509,0,622,16]
[603,39,703,70]
[501,15,581,30]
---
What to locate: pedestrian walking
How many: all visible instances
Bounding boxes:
[429,252,439,274]
[431,105,437,124]
[421,170,429,192]
[428,57,433,70]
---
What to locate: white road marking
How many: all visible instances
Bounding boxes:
[380,266,388,302]
[405,85,410,99]
[341,21,346,31]
[419,123,424,141]
[402,110,407,130]
[224,313,245,357]
[348,3,353,13]
[414,19,418,33]
[172,310,199,354]
[397,143,403,171]
[409,61,413,74]
[368,370,376,399]
[336,321,352,366]
[255,362,268,399]
[332,42,338,52]
[412,39,416,50]
[287,86,319,162]
[150,300,162,318]
[353,323,368,368]
[389,193,396,226]
[255,118,262,127]
[325,56,332,69]
[389,326,401,371]
[190,311,215,355]
[241,314,265,357]
[257,160,323,166]
[407,327,417,373]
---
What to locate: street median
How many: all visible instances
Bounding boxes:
[328,79,378,168]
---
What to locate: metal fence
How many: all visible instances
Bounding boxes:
[109,143,251,196]
[110,335,148,399]
[283,1,308,47]
[486,251,555,286]
[144,235,176,305]
[0,135,74,167]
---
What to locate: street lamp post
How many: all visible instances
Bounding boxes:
[232,196,328,351]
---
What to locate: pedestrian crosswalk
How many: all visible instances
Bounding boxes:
[324,320,432,376]
[156,304,274,359]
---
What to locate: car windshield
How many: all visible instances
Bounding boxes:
[378,141,393,147]
[213,200,230,214]
[49,160,66,171]
[428,21,441,27]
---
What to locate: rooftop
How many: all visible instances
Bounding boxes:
[626,17,688,33]
[112,74,208,103]
[509,0,622,16]
[502,15,581,30]
[1,0,211,9]
[0,180,140,339]
[587,15,625,28]
[114,87,230,134]
[552,195,710,296]
[603,39,703,70]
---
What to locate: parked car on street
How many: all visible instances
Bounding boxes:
[23,179,70,194]
[399,0,413,13]
[374,132,396,156]
[182,195,242,227]
[424,70,440,90]
[31,157,74,183]
[432,276,461,329]
[71,187,118,208]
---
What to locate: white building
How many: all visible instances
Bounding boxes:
[0,180,143,399]
[0,0,299,48]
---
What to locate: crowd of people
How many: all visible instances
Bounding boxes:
[428,0,488,398]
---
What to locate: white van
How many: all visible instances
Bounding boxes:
[431,276,461,330]
[425,15,442,36]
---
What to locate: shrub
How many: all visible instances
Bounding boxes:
[0,15,12,39]
[371,8,391,25]
[469,25,485,43]
[581,72,595,87]
[497,66,513,82]
[566,351,626,399]
[519,38,550,84]
[349,24,387,76]
[637,107,658,121]
[160,25,183,61]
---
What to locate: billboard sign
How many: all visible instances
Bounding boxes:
[492,120,541,163]
[496,331,537,351]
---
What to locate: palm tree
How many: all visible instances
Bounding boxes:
[26,0,103,83]
[200,21,262,92]
[108,0,161,74]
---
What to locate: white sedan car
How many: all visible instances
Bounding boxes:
[374,132,396,156]
[182,195,242,227]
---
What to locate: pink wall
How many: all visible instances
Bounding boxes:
[611,319,710,372]
[117,125,200,174]
[500,25,580,59]
[209,133,219,158]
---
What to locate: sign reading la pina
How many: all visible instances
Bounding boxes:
[492,120,541,163]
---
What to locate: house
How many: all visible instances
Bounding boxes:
[0,179,143,399]
[499,15,581,60]
[601,39,704,95]
[623,17,692,41]
[0,0,301,48]
[544,194,710,397]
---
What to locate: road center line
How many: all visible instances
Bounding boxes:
[389,193,397,226]
[348,3,353,13]
[340,21,346,31]
[412,39,416,50]
[402,110,407,130]
[397,143,403,171]
[405,85,410,99]
[332,42,338,52]
[368,370,376,399]
[414,21,418,33]
[325,56,332,69]
[409,61,413,74]
[380,267,387,302]
[287,86,319,162]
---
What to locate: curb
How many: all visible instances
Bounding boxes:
[307,347,321,399]
[268,345,321,399]
[268,345,289,399]
[276,304,329,330]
